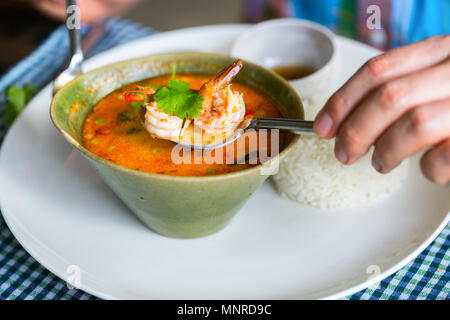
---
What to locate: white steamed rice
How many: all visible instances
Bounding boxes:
[272,94,409,209]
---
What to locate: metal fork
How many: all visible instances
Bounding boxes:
[52,0,83,96]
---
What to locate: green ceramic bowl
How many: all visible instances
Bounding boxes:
[50,52,303,238]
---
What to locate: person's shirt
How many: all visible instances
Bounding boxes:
[247,0,450,50]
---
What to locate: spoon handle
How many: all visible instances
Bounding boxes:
[66,0,84,72]
[248,118,316,136]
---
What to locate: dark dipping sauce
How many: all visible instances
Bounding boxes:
[272,65,316,80]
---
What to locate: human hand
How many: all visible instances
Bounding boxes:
[30,0,139,24]
[314,35,450,184]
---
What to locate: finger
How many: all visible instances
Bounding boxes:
[314,35,450,138]
[371,98,450,174]
[420,138,450,184]
[335,59,450,164]
[32,0,67,19]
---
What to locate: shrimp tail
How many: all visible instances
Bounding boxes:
[212,59,243,90]
[199,59,243,96]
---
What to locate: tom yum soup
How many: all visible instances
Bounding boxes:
[83,60,286,176]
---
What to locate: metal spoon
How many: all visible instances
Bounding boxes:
[53,0,83,96]
[139,105,316,150]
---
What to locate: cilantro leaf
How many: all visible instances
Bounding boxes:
[23,84,38,101]
[3,85,38,128]
[7,86,26,111]
[154,79,204,120]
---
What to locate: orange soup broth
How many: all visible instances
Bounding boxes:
[83,74,285,176]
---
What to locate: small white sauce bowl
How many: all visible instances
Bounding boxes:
[230,18,338,111]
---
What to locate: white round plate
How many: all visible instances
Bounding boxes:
[0,25,448,300]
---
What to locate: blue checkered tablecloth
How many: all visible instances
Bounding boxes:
[0,19,449,300]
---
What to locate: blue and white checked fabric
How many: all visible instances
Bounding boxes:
[0,18,151,141]
[0,18,449,300]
